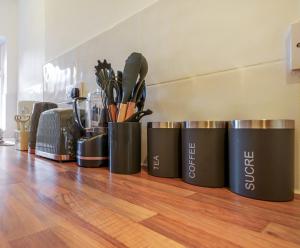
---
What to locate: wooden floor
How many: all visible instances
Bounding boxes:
[0,147,299,247]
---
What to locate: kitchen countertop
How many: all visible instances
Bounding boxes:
[0,146,299,247]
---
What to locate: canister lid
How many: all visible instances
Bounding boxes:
[183,121,227,129]
[229,120,295,129]
[147,122,182,128]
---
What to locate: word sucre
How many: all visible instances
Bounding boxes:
[244,151,255,191]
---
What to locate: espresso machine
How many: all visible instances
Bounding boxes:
[73,89,108,167]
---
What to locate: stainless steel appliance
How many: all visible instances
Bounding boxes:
[28,102,58,154]
[73,91,108,167]
[35,108,82,161]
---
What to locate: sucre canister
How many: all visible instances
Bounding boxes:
[229,119,295,201]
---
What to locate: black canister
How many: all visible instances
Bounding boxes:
[229,120,295,202]
[108,122,141,174]
[147,122,181,178]
[182,121,227,187]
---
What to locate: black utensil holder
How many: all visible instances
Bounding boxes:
[229,120,295,202]
[147,122,181,178]
[182,121,227,187]
[108,122,141,174]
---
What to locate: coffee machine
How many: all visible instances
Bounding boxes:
[73,89,108,167]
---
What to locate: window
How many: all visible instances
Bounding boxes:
[0,38,7,131]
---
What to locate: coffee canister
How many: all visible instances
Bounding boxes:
[182,121,227,187]
[229,120,295,202]
[147,122,181,178]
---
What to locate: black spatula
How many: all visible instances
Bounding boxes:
[125,55,148,119]
[117,53,143,122]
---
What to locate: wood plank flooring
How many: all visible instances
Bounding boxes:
[0,146,299,247]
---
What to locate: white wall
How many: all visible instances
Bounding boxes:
[45,0,158,61]
[0,0,18,137]
[17,0,158,100]
[18,0,45,101]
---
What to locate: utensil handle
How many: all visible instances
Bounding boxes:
[125,102,136,119]
[117,103,128,122]
[73,97,86,131]
[20,123,26,132]
[108,104,117,122]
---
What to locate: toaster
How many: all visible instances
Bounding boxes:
[35,108,82,161]
[28,102,58,154]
